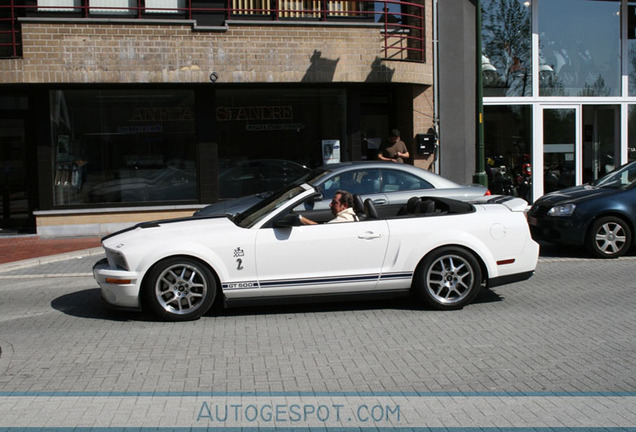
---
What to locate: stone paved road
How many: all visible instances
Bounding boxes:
[0,249,634,429]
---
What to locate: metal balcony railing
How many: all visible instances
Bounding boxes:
[0,0,424,62]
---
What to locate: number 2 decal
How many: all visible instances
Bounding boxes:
[233,247,245,270]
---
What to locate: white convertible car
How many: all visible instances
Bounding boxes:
[94,183,539,321]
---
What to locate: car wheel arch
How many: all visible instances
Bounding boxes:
[584,213,634,258]
[139,254,223,313]
[585,211,635,243]
[401,231,496,283]
[412,244,488,288]
[411,245,487,310]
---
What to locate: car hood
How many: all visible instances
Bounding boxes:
[101,215,243,271]
[194,192,271,216]
[535,184,618,206]
[103,215,231,247]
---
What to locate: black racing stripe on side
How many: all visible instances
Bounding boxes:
[259,274,380,288]
[222,272,413,290]
[379,272,413,280]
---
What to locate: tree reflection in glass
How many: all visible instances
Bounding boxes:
[482,0,532,97]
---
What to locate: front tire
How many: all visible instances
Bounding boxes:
[586,216,632,258]
[414,247,482,310]
[144,257,217,321]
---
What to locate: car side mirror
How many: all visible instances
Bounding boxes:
[273,214,301,228]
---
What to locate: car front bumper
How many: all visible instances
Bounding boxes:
[527,213,586,246]
[93,258,142,309]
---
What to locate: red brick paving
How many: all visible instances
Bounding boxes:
[0,236,102,264]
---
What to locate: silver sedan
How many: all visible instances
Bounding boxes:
[195,161,490,217]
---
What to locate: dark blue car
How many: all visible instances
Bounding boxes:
[528,161,636,258]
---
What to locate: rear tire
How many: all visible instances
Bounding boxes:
[144,257,217,321]
[586,216,632,258]
[414,247,482,310]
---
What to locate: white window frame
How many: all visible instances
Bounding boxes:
[89,0,136,15]
[145,0,186,14]
[37,0,81,12]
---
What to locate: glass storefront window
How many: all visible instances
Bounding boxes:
[539,0,620,97]
[483,105,533,201]
[629,3,636,96]
[482,0,532,97]
[582,105,619,183]
[543,107,577,193]
[214,88,347,199]
[629,105,636,162]
[49,89,197,206]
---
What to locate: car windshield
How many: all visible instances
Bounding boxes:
[592,162,636,189]
[235,184,310,228]
[302,168,331,185]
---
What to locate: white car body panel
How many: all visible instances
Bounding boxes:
[253,220,390,297]
[94,184,539,315]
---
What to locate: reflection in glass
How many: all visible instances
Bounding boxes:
[482,0,532,97]
[0,119,30,231]
[629,4,636,96]
[215,88,347,172]
[539,0,620,97]
[218,160,310,199]
[50,90,198,206]
[483,105,533,201]
[543,108,576,193]
[582,106,618,184]
[629,105,636,162]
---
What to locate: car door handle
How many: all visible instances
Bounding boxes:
[373,199,387,205]
[358,231,383,240]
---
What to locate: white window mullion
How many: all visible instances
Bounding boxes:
[532,0,539,97]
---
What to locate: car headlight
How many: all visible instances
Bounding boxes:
[106,248,129,270]
[547,203,576,217]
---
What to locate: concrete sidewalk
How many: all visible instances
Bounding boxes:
[0,235,103,269]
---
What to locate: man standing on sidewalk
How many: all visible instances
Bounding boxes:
[378,129,410,163]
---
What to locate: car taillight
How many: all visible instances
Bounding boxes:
[484,189,491,196]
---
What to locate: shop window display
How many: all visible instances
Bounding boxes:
[215,88,348,173]
[50,90,198,206]
[484,105,533,202]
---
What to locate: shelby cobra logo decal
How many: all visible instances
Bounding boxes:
[233,247,244,270]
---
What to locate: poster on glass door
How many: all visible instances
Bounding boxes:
[322,139,340,165]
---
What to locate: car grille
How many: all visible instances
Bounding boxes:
[528,204,550,218]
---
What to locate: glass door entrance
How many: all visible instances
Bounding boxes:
[541,106,580,194]
[582,105,619,184]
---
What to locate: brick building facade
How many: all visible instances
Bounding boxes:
[0,1,437,236]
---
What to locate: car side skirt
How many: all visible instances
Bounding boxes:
[223,289,412,308]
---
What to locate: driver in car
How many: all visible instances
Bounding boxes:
[299,190,358,225]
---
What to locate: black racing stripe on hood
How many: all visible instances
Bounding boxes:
[101,214,227,241]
